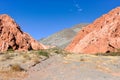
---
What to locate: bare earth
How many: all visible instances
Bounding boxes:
[23,54,120,80]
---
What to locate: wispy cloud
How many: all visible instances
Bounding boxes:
[73,0,83,12]
[78,8,82,12]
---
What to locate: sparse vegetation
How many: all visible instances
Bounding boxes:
[46,47,71,56]
[22,53,31,60]
[37,48,70,58]
[0,48,72,79]
[7,47,14,52]
[80,58,85,61]
[38,50,49,58]
[32,58,40,64]
[96,52,120,56]
[0,48,120,80]
[0,53,13,61]
[10,64,25,72]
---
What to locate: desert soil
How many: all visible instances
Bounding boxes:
[23,54,120,80]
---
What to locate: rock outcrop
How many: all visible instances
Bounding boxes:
[65,7,120,54]
[0,14,46,51]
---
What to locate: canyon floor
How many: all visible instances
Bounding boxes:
[0,49,120,80]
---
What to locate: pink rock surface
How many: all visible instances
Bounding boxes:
[65,7,120,54]
[0,14,46,51]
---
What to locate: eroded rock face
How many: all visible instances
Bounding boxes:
[0,14,46,51]
[65,7,120,54]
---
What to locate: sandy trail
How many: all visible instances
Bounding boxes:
[23,54,120,80]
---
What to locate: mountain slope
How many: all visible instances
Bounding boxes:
[65,7,120,54]
[39,24,88,48]
[0,14,46,51]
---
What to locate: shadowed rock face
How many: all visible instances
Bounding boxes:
[65,7,120,54]
[0,14,46,51]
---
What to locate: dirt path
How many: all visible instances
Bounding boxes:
[24,54,120,80]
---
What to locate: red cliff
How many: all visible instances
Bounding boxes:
[0,14,46,51]
[65,7,120,54]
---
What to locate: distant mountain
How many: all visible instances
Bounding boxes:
[39,23,89,48]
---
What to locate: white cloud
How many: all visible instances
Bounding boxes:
[69,0,83,12]
[73,0,83,12]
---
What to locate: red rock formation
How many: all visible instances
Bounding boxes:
[0,14,46,51]
[65,7,120,54]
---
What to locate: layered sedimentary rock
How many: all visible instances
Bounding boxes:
[0,14,46,51]
[65,7,120,54]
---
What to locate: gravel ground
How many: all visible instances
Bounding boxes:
[23,54,120,80]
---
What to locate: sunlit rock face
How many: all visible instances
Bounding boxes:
[65,7,120,54]
[0,14,46,51]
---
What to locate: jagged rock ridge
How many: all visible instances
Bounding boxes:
[0,14,46,51]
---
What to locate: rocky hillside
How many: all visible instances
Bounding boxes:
[39,23,88,48]
[65,7,120,54]
[0,14,46,51]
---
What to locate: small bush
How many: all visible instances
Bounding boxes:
[7,48,14,52]
[38,50,49,58]
[10,64,25,72]
[80,58,85,61]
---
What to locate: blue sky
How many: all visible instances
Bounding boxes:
[0,0,120,39]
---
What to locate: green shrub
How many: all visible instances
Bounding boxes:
[7,47,14,52]
[38,50,49,58]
